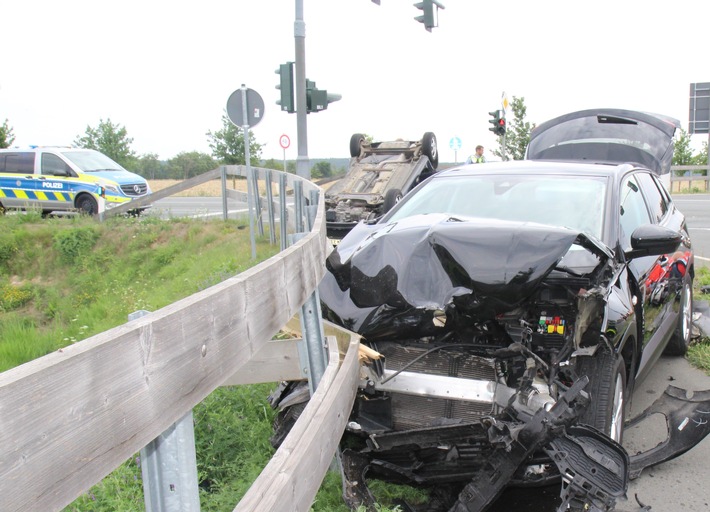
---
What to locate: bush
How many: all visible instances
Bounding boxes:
[53,227,100,263]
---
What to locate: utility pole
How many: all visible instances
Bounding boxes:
[294,1,309,179]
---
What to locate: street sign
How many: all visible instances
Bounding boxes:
[226,87,265,128]
[449,136,462,151]
[689,82,710,135]
[279,134,291,149]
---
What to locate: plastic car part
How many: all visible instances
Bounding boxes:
[627,385,710,479]
[545,425,629,512]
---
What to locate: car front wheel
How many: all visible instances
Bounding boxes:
[576,350,627,443]
[664,278,693,356]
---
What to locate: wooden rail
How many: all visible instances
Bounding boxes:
[0,169,359,512]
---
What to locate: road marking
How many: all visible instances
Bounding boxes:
[191,208,249,219]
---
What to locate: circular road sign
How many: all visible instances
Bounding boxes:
[279,134,291,149]
[226,87,265,128]
[449,136,462,151]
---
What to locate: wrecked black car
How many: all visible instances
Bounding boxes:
[270,110,710,511]
[325,132,439,240]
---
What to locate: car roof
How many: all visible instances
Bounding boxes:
[0,146,92,153]
[526,108,680,175]
[435,160,634,179]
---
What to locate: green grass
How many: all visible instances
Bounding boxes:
[689,267,710,372]
[0,213,277,372]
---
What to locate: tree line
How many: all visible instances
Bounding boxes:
[0,115,343,180]
[2,102,707,179]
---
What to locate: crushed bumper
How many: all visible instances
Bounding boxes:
[340,379,710,512]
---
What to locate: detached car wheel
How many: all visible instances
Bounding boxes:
[75,194,98,215]
[577,350,626,443]
[422,132,438,169]
[383,188,402,212]
[664,277,693,356]
[350,133,365,158]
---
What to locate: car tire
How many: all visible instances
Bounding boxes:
[270,402,306,449]
[576,350,627,443]
[422,132,439,169]
[383,188,402,213]
[350,133,365,158]
[664,277,693,356]
[75,194,98,215]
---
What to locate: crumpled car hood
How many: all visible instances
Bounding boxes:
[320,213,611,340]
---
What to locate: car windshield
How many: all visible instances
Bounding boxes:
[61,151,125,172]
[388,174,607,239]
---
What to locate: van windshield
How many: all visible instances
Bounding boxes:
[62,151,125,172]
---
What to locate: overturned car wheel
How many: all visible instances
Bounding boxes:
[422,131,438,169]
[349,133,365,158]
[577,350,627,442]
[383,188,402,213]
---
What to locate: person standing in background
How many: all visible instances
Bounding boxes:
[466,145,486,164]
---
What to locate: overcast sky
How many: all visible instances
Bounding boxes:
[2,0,708,163]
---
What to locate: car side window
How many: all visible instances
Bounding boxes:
[619,175,652,251]
[635,172,668,223]
[41,153,72,176]
[0,153,34,174]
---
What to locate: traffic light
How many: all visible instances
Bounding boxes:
[413,0,444,32]
[488,110,501,134]
[496,116,506,136]
[305,79,342,113]
[275,62,295,113]
[488,110,506,136]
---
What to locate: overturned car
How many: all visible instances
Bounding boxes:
[270,110,710,511]
[324,132,439,240]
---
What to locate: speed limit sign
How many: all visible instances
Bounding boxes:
[279,134,291,149]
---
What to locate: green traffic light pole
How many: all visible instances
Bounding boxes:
[294,0,310,180]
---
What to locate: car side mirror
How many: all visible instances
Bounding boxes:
[625,224,682,260]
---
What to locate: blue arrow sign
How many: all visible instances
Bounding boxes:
[449,136,462,151]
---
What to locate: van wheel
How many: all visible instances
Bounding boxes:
[76,195,98,215]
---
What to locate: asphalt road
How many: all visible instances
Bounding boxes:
[674,193,710,268]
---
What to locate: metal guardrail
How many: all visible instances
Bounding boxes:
[670,164,710,192]
[0,168,359,512]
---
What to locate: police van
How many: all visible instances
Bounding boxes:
[0,147,152,215]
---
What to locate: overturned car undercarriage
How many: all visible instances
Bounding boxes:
[270,216,710,512]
